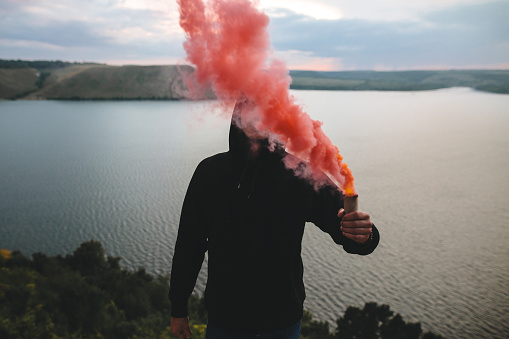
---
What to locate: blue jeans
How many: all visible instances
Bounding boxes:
[205,319,301,339]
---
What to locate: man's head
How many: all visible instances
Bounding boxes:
[232,97,264,142]
[229,97,267,159]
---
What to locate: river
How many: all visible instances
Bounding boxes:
[1,88,508,338]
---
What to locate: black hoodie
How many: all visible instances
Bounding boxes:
[168,118,379,332]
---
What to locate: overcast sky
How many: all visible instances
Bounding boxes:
[1,0,508,70]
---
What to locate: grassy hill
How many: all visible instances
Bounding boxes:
[25,64,195,100]
[0,68,40,99]
[0,60,199,100]
[1,59,509,99]
[289,70,509,93]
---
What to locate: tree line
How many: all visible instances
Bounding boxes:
[0,241,446,338]
[0,59,102,70]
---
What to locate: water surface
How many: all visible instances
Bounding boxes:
[1,88,508,338]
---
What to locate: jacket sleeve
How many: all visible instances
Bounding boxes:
[168,163,208,317]
[308,185,379,255]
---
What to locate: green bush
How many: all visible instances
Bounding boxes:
[334,302,446,339]
[0,241,446,338]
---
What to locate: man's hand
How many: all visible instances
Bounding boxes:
[170,316,192,338]
[338,208,373,245]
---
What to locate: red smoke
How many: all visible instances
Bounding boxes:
[177,0,356,196]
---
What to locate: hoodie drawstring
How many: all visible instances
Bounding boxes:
[237,153,264,199]
[238,165,248,189]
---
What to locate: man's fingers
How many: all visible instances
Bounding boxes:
[340,209,372,229]
[171,327,192,338]
[341,219,372,229]
[342,231,371,243]
[339,209,373,244]
[341,226,372,235]
[170,317,192,338]
[171,327,184,338]
[342,210,370,221]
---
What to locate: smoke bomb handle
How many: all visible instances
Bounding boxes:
[344,195,359,214]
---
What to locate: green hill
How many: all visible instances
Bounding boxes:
[0,68,40,99]
[289,69,509,93]
[1,59,509,99]
[26,64,195,100]
[0,60,199,100]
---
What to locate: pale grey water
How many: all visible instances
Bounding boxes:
[0,88,508,338]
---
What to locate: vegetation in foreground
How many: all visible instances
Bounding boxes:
[0,241,445,338]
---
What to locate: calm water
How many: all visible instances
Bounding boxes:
[1,89,508,338]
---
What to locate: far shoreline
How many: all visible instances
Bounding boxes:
[1,60,509,99]
[2,86,507,103]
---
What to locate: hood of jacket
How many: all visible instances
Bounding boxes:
[228,118,253,161]
[228,99,284,163]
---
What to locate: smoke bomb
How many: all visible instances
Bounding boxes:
[344,195,359,214]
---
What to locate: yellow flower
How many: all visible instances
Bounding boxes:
[0,249,12,260]
[191,324,207,338]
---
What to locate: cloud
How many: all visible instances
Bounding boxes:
[0,38,64,51]
[274,50,343,71]
[260,0,343,20]
[0,0,185,63]
[424,0,509,42]
[0,0,507,69]
[2,20,109,48]
[274,0,498,21]
[268,0,509,69]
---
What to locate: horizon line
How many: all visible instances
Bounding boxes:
[2,58,509,73]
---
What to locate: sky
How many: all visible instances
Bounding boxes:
[1,0,508,71]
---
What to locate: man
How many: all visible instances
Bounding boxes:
[169,101,380,338]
